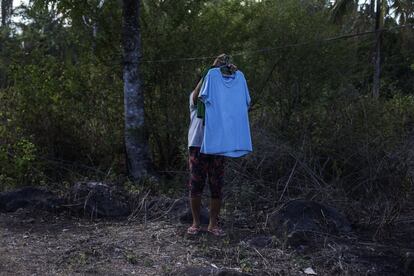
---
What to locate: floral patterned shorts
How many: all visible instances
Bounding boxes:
[188,146,225,199]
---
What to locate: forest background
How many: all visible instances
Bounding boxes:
[1,0,414,227]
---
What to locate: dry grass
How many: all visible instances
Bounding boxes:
[0,197,412,276]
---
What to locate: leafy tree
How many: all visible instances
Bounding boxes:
[331,0,414,98]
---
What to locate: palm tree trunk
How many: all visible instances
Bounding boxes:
[122,0,151,181]
[1,0,13,27]
[372,0,382,99]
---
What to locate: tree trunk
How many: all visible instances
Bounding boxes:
[372,0,382,99]
[122,0,151,181]
[1,0,13,27]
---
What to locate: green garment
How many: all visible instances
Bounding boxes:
[196,67,213,125]
[196,99,205,124]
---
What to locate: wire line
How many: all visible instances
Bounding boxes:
[141,24,414,64]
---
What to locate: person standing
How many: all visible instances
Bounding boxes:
[186,54,236,237]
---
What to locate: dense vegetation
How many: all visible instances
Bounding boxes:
[1,0,414,228]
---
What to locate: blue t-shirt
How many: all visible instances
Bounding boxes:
[198,68,252,157]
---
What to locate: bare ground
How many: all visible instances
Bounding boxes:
[0,208,412,275]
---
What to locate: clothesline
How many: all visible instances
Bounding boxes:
[140,23,414,64]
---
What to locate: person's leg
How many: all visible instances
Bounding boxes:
[190,196,202,227]
[188,147,207,230]
[207,155,225,232]
[208,198,221,229]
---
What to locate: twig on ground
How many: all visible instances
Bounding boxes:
[279,159,298,202]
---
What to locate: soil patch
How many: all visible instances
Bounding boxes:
[0,207,412,275]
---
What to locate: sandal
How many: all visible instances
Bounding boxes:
[207,226,226,237]
[187,225,201,235]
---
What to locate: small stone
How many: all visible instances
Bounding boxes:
[304,267,317,275]
[211,263,218,269]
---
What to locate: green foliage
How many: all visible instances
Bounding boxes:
[0,125,44,189]
[0,0,413,214]
[0,0,124,189]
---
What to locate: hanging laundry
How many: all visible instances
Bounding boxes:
[198,67,252,158]
[197,63,238,125]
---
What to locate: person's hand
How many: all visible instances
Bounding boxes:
[212,54,227,67]
[212,54,238,73]
[228,63,238,72]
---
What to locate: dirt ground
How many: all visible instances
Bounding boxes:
[0,208,412,275]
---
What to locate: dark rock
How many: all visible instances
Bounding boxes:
[403,251,414,275]
[268,200,351,246]
[168,266,214,276]
[0,183,132,219]
[70,181,130,218]
[218,270,251,276]
[175,199,209,225]
[147,197,209,225]
[247,235,273,248]
[0,187,64,212]
[167,266,251,276]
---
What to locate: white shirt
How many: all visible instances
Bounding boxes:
[188,90,204,148]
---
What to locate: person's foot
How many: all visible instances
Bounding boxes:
[207,226,226,237]
[187,225,201,235]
